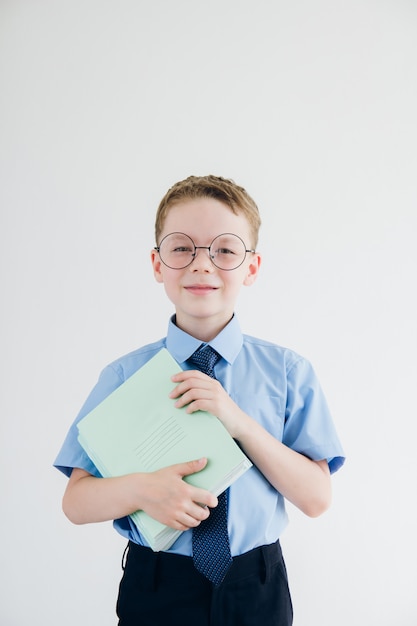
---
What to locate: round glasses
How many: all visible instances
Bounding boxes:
[155,232,256,271]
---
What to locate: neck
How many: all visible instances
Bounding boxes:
[173,313,233,343]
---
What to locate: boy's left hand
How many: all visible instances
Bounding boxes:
[171,371,332,519]
[170,370,243,438]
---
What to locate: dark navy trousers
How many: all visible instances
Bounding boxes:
[116,540,293,626]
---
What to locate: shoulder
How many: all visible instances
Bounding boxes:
[241,334,306,373]
[104,337,167,382]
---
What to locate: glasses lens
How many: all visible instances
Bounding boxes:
[158,233,195,269]
[210,234,246,270]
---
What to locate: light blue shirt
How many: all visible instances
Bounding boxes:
[54,315,345,556]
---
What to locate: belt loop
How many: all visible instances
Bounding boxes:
[261,541,279,584]
[121,542,130,571]
[150,551,160,592]
[261,545,271,584]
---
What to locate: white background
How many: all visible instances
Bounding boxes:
[1,1,416,624]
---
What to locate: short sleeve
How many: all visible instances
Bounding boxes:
[53,363,125,477]
[283,357,345,474]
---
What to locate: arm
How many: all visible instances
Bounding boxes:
[62,458,218,530]
[170,371,332,518]
[226,411,331,517]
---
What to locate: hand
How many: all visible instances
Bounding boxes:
[170,370,245,438]
[139,458,218,531]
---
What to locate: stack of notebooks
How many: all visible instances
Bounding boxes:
[77,348,252,551]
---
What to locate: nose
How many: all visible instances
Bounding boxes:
[190,246,214,271]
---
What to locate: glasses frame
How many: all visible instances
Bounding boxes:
[154,232,256,271]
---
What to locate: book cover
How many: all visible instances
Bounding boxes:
[77,348,252,551]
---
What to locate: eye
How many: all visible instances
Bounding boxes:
[216,247,236,255]
[173,246,193,253]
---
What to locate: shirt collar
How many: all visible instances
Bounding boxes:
[166,314,243,366]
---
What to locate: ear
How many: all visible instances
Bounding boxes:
[243,252,261,286]
[150,249,164,283]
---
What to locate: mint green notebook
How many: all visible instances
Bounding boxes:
[77,348,252,551]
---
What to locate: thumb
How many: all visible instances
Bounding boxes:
[176,457,208,478]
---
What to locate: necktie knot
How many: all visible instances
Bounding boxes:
[188,345,221,378]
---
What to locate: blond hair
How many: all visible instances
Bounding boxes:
[154,175,261,247]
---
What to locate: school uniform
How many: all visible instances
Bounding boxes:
[54,314,345,625]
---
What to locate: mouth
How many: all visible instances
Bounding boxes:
[184,284,219,295]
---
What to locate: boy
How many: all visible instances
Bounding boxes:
[54,175,345,625]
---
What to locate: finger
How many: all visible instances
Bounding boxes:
[171,370,207,383]
[169,375,210,399]
[182,398,214,414]
[178,500,215,528]
[175,512,205,531]
[191,489,218,509]
[174,457,208,477]
[171,518,198,532]
[162,502,211,532]
[173,387,213,408]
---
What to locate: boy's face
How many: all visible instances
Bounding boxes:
[151,198,261,341]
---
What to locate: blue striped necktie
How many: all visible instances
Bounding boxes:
[187,344,233,586]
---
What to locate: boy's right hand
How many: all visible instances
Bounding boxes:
[62,459,217,529]
[138,457,218,531]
